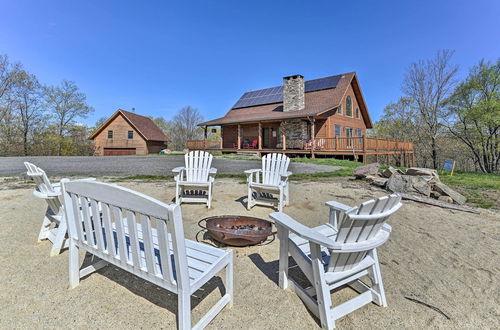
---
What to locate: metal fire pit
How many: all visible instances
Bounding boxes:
[199,215,275,247]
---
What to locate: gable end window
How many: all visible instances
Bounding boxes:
[346,96,353,117]
[337,105,342,115]
[128,131,133,139]
[355,108,360,118]
[107,130,113,139]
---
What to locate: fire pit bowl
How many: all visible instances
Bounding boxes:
[199,215,275,247]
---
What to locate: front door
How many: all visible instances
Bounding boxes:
[262,127,278,149]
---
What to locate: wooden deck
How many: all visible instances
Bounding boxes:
[187,136,415,166]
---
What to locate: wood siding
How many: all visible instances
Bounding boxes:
[323,82,367,138]
[93,115,148,155]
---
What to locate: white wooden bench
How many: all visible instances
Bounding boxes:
[61,179,233,329]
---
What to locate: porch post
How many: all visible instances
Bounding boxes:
[310,118,316,158]
[237,124,241,150]
[258,122,262,150]
[204,126,208,148]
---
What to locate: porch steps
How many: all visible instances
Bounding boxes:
[236,151,260,158]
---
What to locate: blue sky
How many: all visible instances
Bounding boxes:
[1,0,499,126]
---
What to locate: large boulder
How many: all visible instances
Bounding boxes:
[433,182,467,205]
[354,162,380,179]
[406,167,440,181]
[382,166,404,178]
[438,196,454,204]
[387,175,431,197]
[366,176,389,188]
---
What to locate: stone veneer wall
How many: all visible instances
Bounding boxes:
[283,75,305,112]
[277,120,308,149]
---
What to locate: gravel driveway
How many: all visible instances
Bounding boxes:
[0,155,341,176]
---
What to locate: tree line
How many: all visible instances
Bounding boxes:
[374,50,499,173]
[0,54,207,156]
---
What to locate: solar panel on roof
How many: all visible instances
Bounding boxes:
[232,75,342,109]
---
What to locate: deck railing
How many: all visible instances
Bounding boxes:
[186,136,413,152]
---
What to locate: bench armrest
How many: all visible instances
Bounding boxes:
[270,212,337,249]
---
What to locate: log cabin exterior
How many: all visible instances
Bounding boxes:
[188,73,414,165]
[90,109,168,156]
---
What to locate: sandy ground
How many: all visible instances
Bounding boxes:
[0,178,498,329]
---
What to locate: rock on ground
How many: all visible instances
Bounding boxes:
[406,167,440,181]
[387,174,431,197]
[354,162,380,179]
[433,182,467,205]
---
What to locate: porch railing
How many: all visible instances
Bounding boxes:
[186,136,413,152]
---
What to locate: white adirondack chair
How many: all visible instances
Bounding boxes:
[245,153,291,212]
[270,194,402,329]
[24,162,67,256]
[61,179,233,330]
[173,151,217,208]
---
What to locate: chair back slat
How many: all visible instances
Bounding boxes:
[185,151,213,182]
[328,194,401,272]
[25,162,62,215]
[262,153,290,186]
[62,180,185,286]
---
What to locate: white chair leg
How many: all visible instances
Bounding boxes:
[247,185,253,210]
[278,188,284,212]
[310,244,335,330]
[37,215,51,242]
[369,249,387,307]
[207,183,212,208]
[175,183,181,205]
[178,291,191,330]
[50,219,67,257]
[278,227,289,289]
[68,240,80,289]
[285,183,290,206]
[226,251,234,308]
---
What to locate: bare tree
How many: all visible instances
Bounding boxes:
[402,50,459,169]
[0,54,22,123]
[9,71,46,155]
[45,80,93,155]
[170,106,204,150]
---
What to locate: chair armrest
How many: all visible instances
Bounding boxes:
[270,212,337,249]
[172,167,185,174]
[244,169,261,175]
[209,168,217,175]
[325,200,353,212]
[33,189,60,199]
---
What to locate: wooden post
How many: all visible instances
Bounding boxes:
[237,124,241,150]
[258,122,262,150]
[311,118,316,150]
[362,135,366,152]
[386,153,390,166]
[204,126,208,148]
[376,154,379,163]
[335,136,338,151]
[375,137,378,152]
[282,134,286,150]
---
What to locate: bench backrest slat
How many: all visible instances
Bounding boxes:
[62,180,186,287]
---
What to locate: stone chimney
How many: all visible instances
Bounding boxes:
[283,74,305,112]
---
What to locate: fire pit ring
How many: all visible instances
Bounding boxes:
[198,215,276,247]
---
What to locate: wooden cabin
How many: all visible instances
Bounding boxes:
[188,72,414,165]
[89,109,168,156]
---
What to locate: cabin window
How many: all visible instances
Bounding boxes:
[128,131,133,139]
[346,96,353,117]
[337,105,342,115]
[334,125,341,136]
[357,128,363,137]
[107,130,113,139]
[356,108,360,118]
